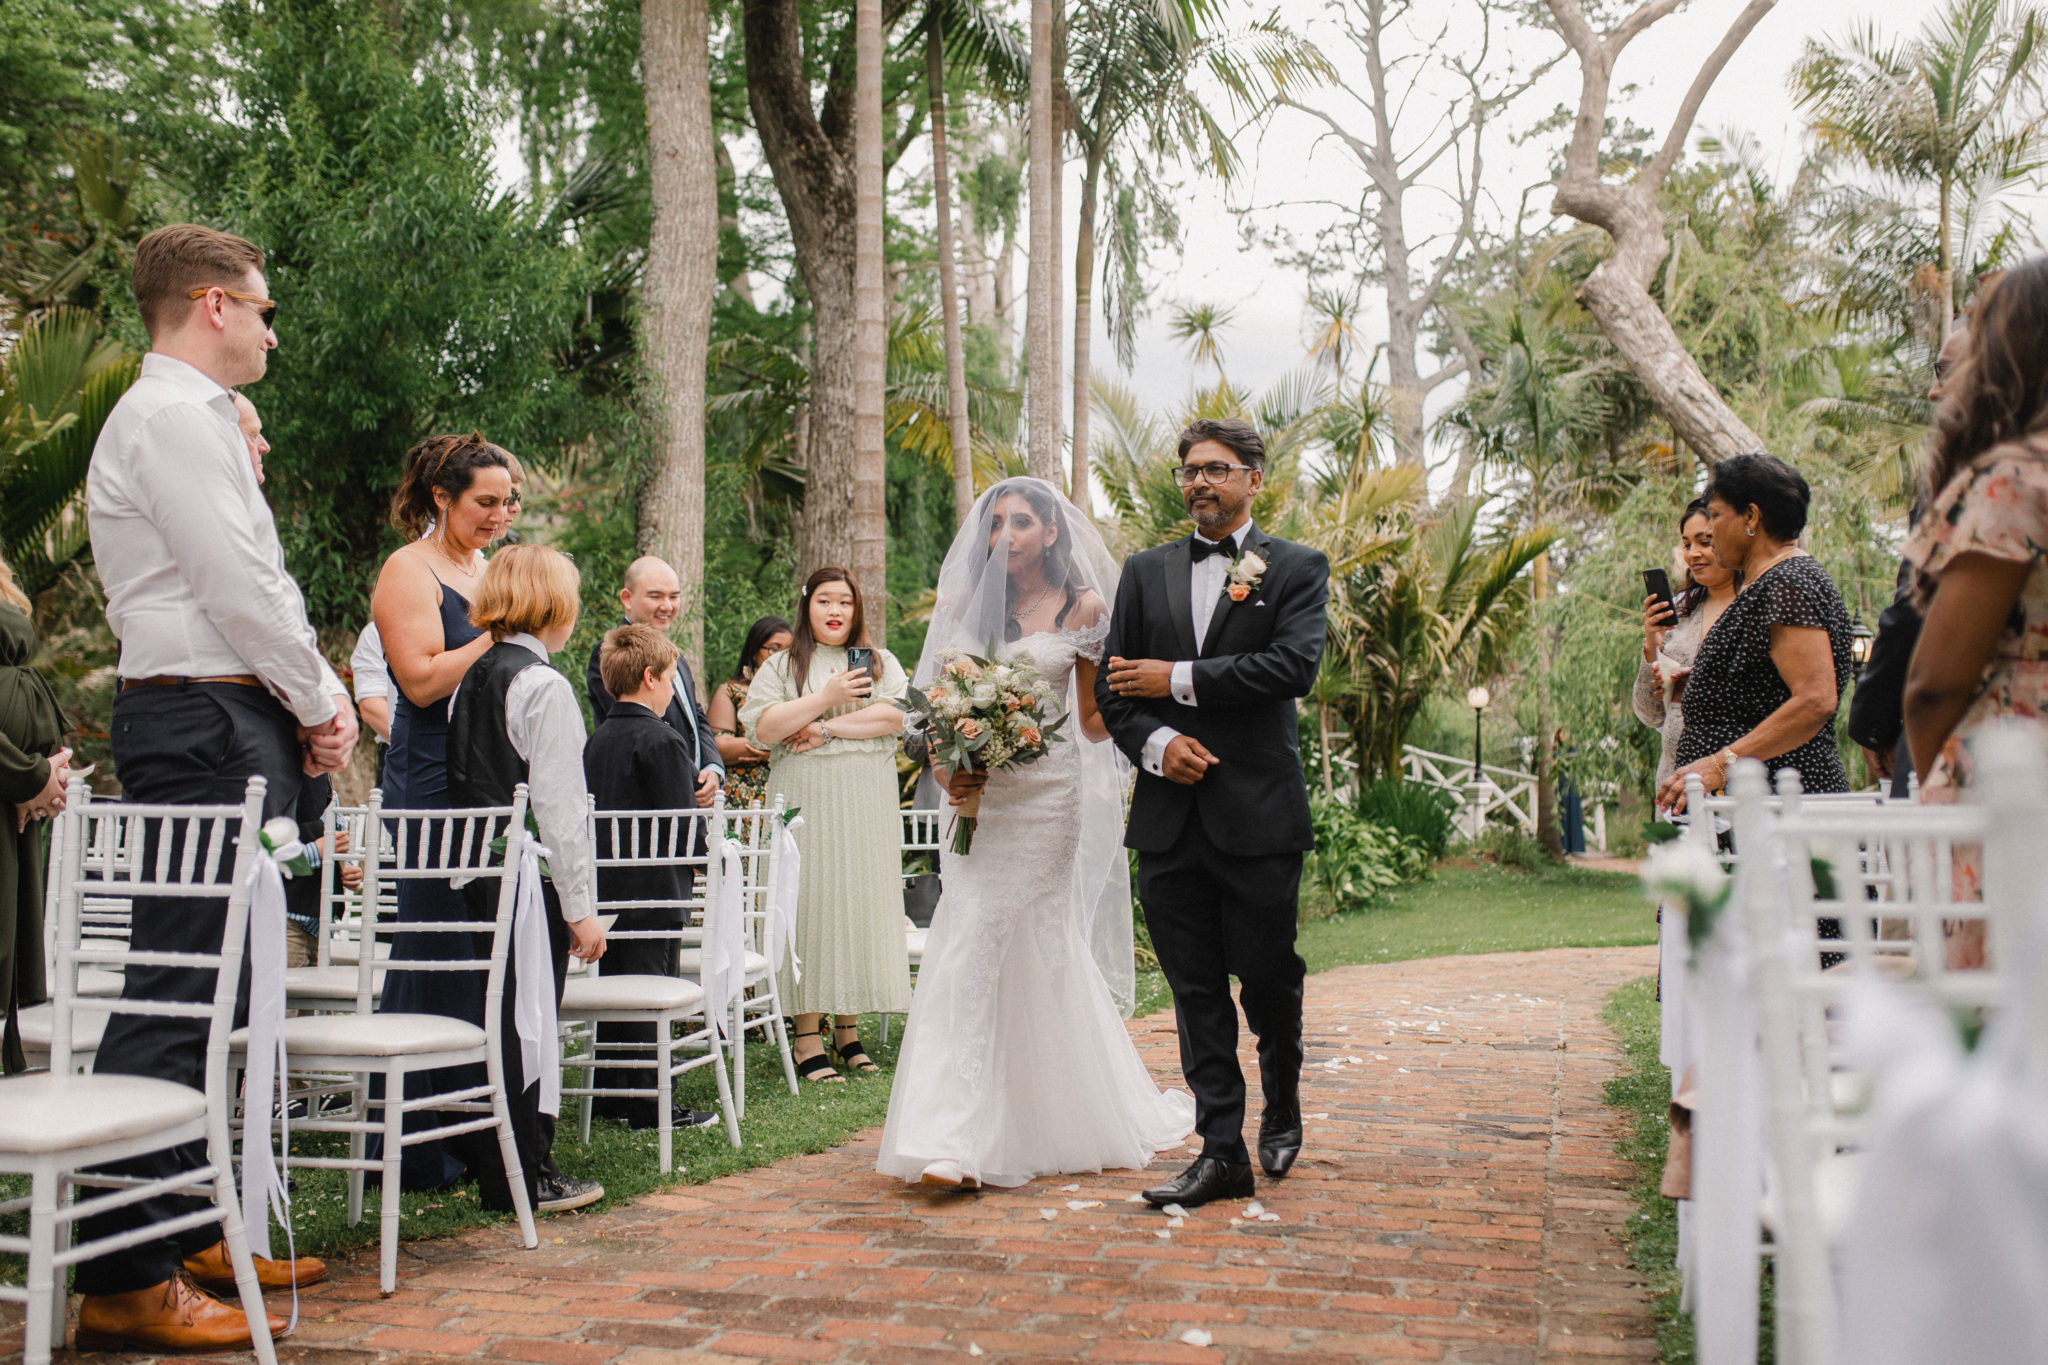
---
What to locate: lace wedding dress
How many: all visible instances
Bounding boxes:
[876,623,1195,1188]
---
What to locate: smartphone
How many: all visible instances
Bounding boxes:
[1642,568,1678,625]
[844,645,876,679]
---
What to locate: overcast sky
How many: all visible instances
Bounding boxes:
[1096,0,1905,424]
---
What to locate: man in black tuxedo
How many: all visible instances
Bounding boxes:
[585,555,723,804]
[1095,417,1329,1207]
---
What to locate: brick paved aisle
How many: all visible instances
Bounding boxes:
[39,946,1663,1365]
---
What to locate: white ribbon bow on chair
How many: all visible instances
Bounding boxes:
[703,838,748,1036]
[511,839,562,1118]
[244,818,300,1326]
[768,815,804,983]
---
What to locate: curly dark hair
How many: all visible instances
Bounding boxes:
[1704,453,1810,542]
[1925,256,2048,501]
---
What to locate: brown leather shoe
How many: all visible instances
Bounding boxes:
[182,1238,329,1293]
[76,1274,289,1352]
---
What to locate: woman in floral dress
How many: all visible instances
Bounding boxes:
[1903,258,2048,962]
[708,615,792,808]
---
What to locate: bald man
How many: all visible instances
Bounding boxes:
[584,556,722,807]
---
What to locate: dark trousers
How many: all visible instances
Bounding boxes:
[1137,816,1306,1164]
[589,925,682,1128]
[76,683,304,1296]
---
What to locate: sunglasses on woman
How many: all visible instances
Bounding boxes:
[186,285,278,329]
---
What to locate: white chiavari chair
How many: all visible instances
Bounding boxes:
[562,804,741,1168]
[242,786,539,1294]
[1,777,278,1365]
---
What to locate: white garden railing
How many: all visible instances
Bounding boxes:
[1317,733,1610,851]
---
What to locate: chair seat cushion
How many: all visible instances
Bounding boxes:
[283,965,385,1001]
[233,1013,484,1058]
[675,948,769,979]
[905,928,928,963]
[0,1073,206,1155]
[17,1003,107,1054]
[561,975,706,1013]
[324,939,390,966]
[44,967,125,999]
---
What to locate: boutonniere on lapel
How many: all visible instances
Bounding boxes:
[1224,550,1266,602]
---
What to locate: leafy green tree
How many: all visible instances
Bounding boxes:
[198,0,599,629]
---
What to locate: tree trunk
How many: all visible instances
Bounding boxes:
[929,21,975,527]
[637,0,719,679]
[1025,0,1063,486]
[1543,0,1777,463]
[1532,548,1562,858]
[1069,150,1101,517]
[744,0,862,590]
[852,0,887,633]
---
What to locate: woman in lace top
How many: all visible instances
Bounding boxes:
[1634,498,1739,791]
[1661,455,1853,811]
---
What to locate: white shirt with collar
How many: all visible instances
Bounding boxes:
[87,352,342,727]
[488,633,598,924]
[350,620,391,704]
[1140,521,1255,777]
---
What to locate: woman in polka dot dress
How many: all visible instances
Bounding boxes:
[1659,454,1853,812]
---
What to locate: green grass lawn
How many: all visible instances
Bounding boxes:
[6,856,1656,1281]
[1299,857,1656,972]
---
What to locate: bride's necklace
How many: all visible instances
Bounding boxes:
[1010,580,1051,620]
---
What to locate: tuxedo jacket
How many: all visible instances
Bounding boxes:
[583,701,701,927]
[584,626,721,785]
[1096,527,1329,856]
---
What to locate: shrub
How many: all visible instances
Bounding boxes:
[1471,823,1546,870]
[1304,791,1431,919]
[1356,776,1459,858]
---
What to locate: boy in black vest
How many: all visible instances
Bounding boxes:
[582,622,720,1131]
[448,543,607,1214]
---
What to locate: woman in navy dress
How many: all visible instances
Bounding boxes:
[369,433,518,1194]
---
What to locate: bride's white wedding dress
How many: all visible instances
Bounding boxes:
[876,623,1195,1188]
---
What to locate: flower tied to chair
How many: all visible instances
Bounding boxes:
[768,814,804,983]
[247,816,304,1327]
[511,832,562,1118]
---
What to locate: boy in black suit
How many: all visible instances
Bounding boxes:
[582,623,719,1131]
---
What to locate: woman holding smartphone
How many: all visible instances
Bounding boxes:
[1635,497,1740,792]
[740,567,910,1082]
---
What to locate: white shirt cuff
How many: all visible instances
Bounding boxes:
[1142,726,1181,777]
[1170,660,1196,707]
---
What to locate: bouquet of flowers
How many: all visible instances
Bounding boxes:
[902,647,1069,853]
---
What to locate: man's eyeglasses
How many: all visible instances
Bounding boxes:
[1172,461,1256,487]
[187,286,277,329]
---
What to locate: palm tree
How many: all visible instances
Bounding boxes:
[1024,0,1064,488]
[1305,283,1365,383]
[1793,0,2048,340]
[636,0,719,675]
[919,0,1027,525]
[1062,3,1327,518]
[1168,301,1234,383]
[1,308,139,593]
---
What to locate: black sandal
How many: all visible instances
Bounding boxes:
[793,1031,844,1083]
[831,1028,880,1073]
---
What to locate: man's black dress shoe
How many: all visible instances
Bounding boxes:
[1142,1157,1255,1208]
[1258,1109,1303,1177]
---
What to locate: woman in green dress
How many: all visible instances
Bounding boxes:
[740,568,908,1083]
[0,555,70,1072]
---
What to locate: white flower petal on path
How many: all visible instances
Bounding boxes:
[1155,1229,1173,1240]
[1243,1200,1264,1217]
[968,1344,984,1356]
[1038,1208,1058,1220]
[1163,1203,1188,1218]
[1060,1183,1079,1192]
[1167,1216,1184,1228]
[1066,1200,1102,1211]
[1181,1328,1215,1347]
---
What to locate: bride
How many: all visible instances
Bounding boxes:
[877,478,1194,1190]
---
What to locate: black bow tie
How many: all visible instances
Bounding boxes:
[1189,535,1234,563]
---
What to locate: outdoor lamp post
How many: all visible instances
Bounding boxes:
[1466,686,1490,782]
[1849,618,1875,668]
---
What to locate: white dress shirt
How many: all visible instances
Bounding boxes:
[1141,521,1255,776]
[498,635,596,924]
[350,621,392,703]
[88,353,341,727]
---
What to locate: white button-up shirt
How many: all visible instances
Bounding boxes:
[1141,521,1255,776]
[494,634,596,924]
[350,621,392,704]
[88,353,341,727]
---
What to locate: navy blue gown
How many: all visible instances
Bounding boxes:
[373,584,497,1194]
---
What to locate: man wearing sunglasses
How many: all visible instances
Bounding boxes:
[1094,417,1330,1208]
[76,224,350,1351]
